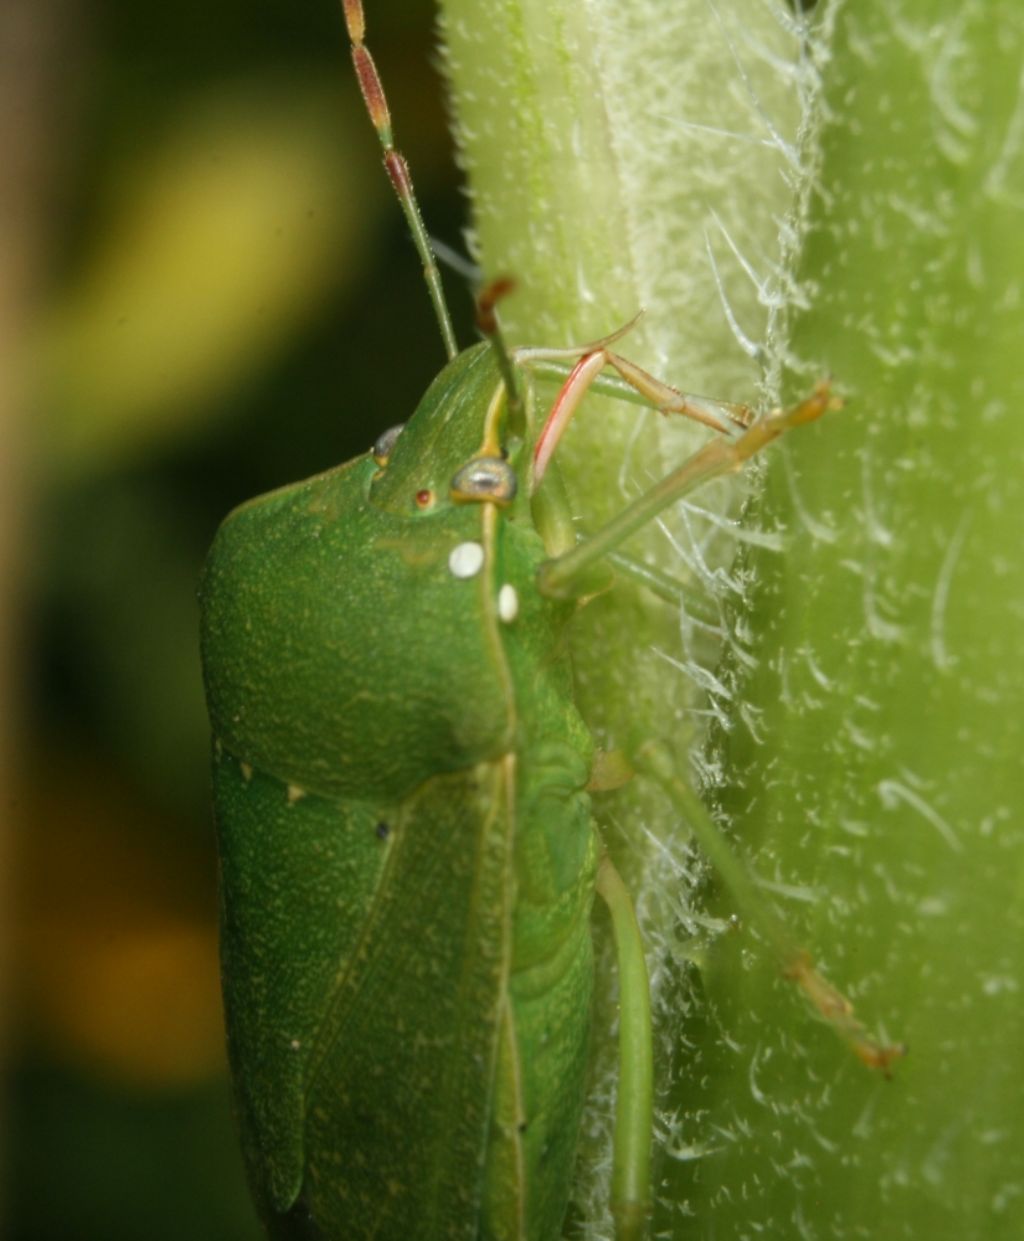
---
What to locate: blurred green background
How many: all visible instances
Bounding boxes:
[5,1,467,1236]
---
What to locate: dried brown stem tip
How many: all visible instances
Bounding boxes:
[476,277,517,337]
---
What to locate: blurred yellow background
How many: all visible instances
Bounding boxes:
[3,1,475,1235]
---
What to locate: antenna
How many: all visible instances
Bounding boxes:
[341,0,458,361]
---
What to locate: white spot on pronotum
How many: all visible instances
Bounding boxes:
[240,762,253,783]
[287,784,306,804]
[448,541,484,579]
[498,583,519,623]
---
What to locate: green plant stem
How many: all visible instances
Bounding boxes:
[441,0,1024,1237]
[440,2,822,1235]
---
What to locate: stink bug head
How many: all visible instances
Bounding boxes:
[367,342,527,518]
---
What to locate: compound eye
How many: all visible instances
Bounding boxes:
[372,423,405,466]
[450,457,518,505]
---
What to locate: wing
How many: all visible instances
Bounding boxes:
[214,743,394,1217]
[214,743,516,1241]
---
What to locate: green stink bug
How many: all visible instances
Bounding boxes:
[200,5,900,1239]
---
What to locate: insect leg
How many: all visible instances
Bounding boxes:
[342,0,458,359]
[595,854,654,1241]
[633,741,905,1073]
[531,350,752,489]
[536,382,840,599]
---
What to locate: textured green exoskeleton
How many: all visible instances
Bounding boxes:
[200,6,899,1239]
[203,343,600,1240]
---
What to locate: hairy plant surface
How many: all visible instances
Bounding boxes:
[441,1,1024,1236]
